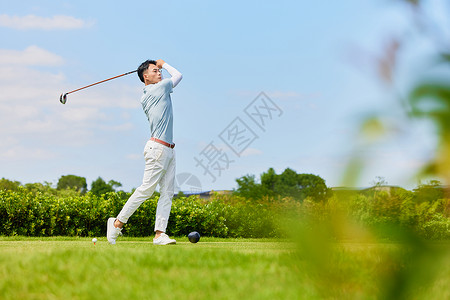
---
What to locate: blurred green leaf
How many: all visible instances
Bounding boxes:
[410,82,450,129]
[440,52,450,63]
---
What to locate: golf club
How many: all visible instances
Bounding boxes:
[60,70,137,104]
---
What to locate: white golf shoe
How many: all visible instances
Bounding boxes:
[107,218,122,245]
[153,233,176,245]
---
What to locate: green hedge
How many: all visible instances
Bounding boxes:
[0,188,280,238]
[0,187,449,239]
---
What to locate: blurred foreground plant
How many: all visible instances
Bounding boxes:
[344,0,450,187]
[283,205,449,299]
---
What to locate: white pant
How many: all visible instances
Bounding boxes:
[116,139,176,232]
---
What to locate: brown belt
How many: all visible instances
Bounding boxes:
[150,137,175,148]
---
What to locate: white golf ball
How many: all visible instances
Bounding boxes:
[92,238,98,243]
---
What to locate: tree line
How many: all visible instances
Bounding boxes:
[0,175,122,197]
[0,168,448,203]
[234,168,332,201]
[234,168,449,204]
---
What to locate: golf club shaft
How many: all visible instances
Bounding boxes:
[66,70,137,95]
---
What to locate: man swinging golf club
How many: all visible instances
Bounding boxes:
[107,59,182,245]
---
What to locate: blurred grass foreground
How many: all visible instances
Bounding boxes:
[0,237,448,300]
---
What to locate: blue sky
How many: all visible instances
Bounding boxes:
[0,0,447,192]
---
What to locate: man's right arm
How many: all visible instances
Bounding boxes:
[156,59,183,88]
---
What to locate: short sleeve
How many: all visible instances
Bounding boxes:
[162,78,173,94]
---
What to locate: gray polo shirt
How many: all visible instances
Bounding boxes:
[141,78,174,144]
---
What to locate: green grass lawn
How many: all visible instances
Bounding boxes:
[0,236,449,299]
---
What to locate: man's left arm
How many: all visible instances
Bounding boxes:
[156,59,183,88]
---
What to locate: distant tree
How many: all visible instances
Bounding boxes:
[261,168,277,190]
[91,177,122,197]
[260,168,277,197]
[296,173,332,202]
[176,191,186,198]
[235,168,332,202]
[371,176,388,187]
[275,168,300,198]
[108,179,122,191]
[413,180,444,203]
[0,178,21,191]
[235,174,263,199]
[57,175,87,194]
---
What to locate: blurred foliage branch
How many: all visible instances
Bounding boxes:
[345,0,450,185]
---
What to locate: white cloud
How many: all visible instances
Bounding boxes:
[100,123,134,131]
[0,136,57,160]
[0,45,143,175]
[0,14,94,30]
[1,144,57,160]
[240,147,263,157]
[0,46,64,66]
[1,99,140,166]
[61,107,107,122]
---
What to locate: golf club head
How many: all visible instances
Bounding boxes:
[60,93,68,104]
